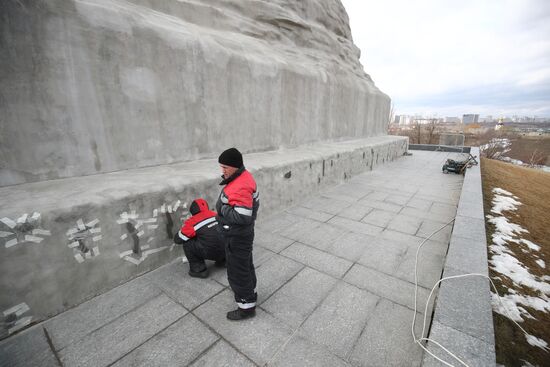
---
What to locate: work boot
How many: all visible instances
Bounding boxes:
[189,263,208,278]
[226,307,256,321]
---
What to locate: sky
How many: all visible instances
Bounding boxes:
[341,0,550,118]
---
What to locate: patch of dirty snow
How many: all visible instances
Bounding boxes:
[491,188,521,214]
[535,259,545,268]
[521,239,541,252]
[525,334,549,351]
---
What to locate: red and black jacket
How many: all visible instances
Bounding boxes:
[216,167,259,235]
[174,199,221,251]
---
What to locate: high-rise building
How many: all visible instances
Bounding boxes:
[462,114,479,124]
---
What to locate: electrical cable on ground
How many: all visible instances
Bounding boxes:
[412,218,546,367]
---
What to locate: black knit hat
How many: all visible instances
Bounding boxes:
[218,148,243,168]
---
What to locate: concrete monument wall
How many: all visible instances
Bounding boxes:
[0,0,390,186]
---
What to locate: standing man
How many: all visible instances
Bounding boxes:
[216,148,260,320]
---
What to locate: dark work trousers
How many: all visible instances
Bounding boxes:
[225,231,257,306]
[182,239,224,273]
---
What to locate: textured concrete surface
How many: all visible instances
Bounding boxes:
[0,136,406,329]
[0,0,390,186]
[0,150,476,366]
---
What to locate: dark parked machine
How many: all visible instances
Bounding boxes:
[442,154,478,174]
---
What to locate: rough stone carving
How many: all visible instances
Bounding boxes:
[0,0,390,186]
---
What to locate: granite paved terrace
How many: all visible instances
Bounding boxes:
[0,151,466,367]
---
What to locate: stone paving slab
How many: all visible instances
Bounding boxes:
[356,241,405,275]
[328,216,384,237]
[44,276,161,351]
[325,231,374,262]
[416,219,453,244]
[361,208,395,228]
[193,289,293,366]
[394,248,446,290]
[344,264,432,313]
[59,294,186,367]
[0,325,60,367]
[387,214,424,235]
[254,229,295,253]
[142,261,224,310]
[336,203,374,221]
[281,242,353,278]
[261,267,337,327]
[269,335,350,367]
[298,282,379,360]
[348,299,425,367]
[112,314,217,367]
[189,340,256,367]
[290,222,348,252]
[255,254,304,303]
[300,196,352,215]
[422,321,495,367]
[285,205,334,223]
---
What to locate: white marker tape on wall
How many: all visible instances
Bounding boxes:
[119,250,133,258]
[17,214,28,223]
[85,252,92,259]
[153,209,158,218]
[167,205,173,213]
[173,200,181,212]
[0,231,13,238]
[1,217,17,229]
[74,253,85,263]
[93,246,100,255]
[142,218,157,224]
[141,244,150,250]
[92,235,102,242]
[120,234,128,240]
[31,212,40,220]
[24,235,43,243]
[8,316,32,335]
[135,221,143,229]
[116,218,128,224]
[143,246,168,256]
[183,202,187,208]
[147,237,155,243]
[147,225,158,230]
[32,229,51,236]
[86,219,99,227]
[5,238,18,248]
[66,228,78,236]
[3,303,28,316]
[89,227,101,234]
[136,230,144,237]
[68,241,80,248]
[123,256,141,265]
[77,219,85,230]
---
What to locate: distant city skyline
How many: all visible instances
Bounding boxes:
[341,0,550,117]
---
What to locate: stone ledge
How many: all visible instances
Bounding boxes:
[0,136,407,336]
[422,147,496,366]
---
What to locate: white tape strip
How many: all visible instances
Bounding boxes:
[8,316,32,335]
[141,244,150,250]
[74,254,85,263]
[5,238,18,248]
[85,252,92,259]
[136,230,144,237]
[31,212,41,220]
[68,241,80,248]
[77,219,85,230]
[1,217,17,229]
[142,218,157,224]
[86,218,99,227]
[17,214,28,224]
[135,221,143,229]
[120,234,128,240]
[130,210,137,219]
[0,231,13,238]
[142,246,168,256]
[173,200,181,212]
[25,235,43,243]
[3,303,28,316]
[66,228,78,236]
[92,235,102,242]
[147,225,158,230]
[92,246,100,256]
[117,218,128,224]
[123,256,142,265]
[153,209,158,218]
[15,303,30,317]
[32,229,51,236]
[183,202,187,208]
[89,227,101,234]
[147,237,155,243]
[167,205,173,213]
[119,250,133,258]
[181,256,188,263]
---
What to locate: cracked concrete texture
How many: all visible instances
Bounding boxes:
[0,151,473,366]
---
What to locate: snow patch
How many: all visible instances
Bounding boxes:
[535,259,545,268]
[525,334,549,351]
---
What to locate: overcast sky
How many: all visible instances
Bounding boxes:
[341,0,550,117]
